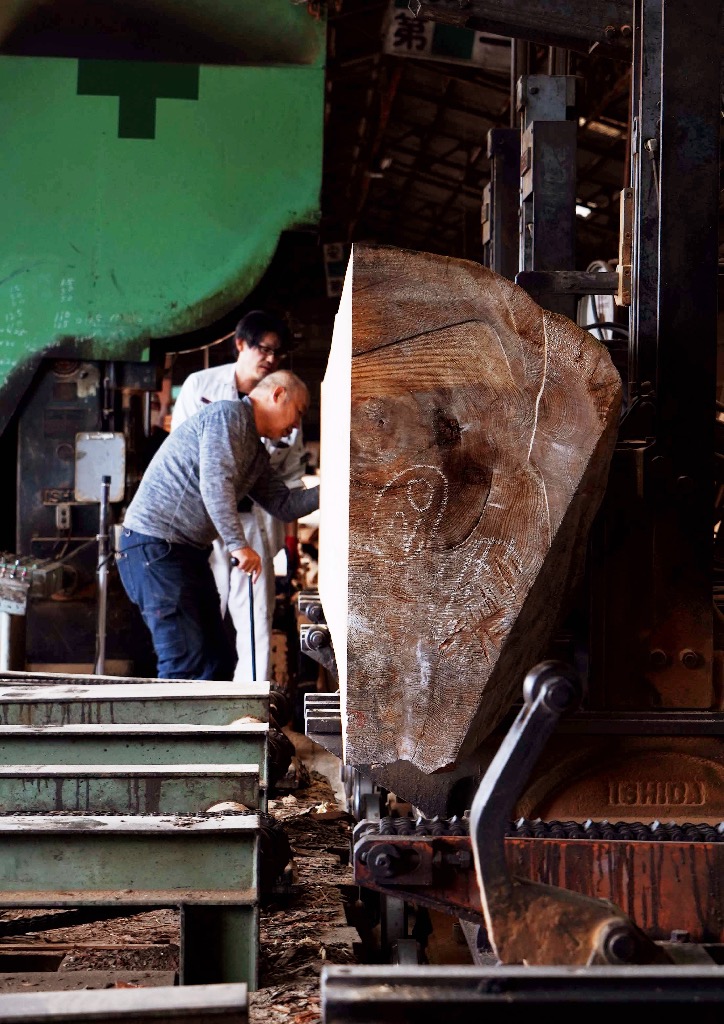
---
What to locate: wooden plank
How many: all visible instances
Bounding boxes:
[321,244,622,775]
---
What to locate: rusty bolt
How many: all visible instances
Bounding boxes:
[447,849,472,869]
[603,25,617,41]
[649,649,669,671]
[621,24,633,39]
[679,649,702,670]
[602,923,638,964]
[367,843,401,880]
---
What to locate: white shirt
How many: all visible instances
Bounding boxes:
[171,363,307,553]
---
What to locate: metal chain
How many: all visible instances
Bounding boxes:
[360,815,724,843]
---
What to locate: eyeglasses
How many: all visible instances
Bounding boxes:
[257,343,287,362]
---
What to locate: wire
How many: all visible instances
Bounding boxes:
[582,321,629,338]
[174,331,234,357]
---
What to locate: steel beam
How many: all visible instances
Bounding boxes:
[0,764,262,814]
[0,671,270,694]
[644,0,720,703]
[0,723,269,786]
[0,813,258,896]
[515,270,619,298]
[0,683,269,726]
[322,965,724,1023]
[409,0,632,54]
[353,828,724,944]
[0,982,248,1023]
[0,813,259,987]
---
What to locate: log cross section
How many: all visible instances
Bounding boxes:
[320,244,621,774]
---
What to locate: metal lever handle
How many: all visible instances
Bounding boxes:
[230,556,256,681]
[470,660,584,905]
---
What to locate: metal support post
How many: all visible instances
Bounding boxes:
[94,474,111,675]
[516,75,578,318]
[482,128,520,281]
[590,0,721,708]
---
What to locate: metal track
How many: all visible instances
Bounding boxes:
[357,815,724,842]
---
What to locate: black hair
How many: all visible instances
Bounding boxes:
[234,310,292,354]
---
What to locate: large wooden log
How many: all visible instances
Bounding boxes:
[320,244,622,778]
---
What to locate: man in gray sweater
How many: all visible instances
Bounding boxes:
[117,370,320,681]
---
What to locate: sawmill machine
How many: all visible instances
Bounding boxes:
[304,0,724,982]
[0,0,324,672]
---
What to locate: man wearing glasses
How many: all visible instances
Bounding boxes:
[171,310,308,684]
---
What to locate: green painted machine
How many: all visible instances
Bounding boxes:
[0,1,325,671]
[0,0,325,429]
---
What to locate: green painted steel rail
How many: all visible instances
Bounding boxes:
[0,722,269,786]
[0,813,259,986]
[0,682,270,726]
[0,764,261,814]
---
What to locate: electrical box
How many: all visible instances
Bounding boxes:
[74,432,126,503]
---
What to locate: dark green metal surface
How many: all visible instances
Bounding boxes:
[181,904,258,988]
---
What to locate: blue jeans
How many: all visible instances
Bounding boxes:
[116,528,235,681]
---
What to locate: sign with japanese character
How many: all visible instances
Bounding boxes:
[383,1,510,73]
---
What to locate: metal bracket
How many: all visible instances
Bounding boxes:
[304,691,342,758]
[297,588,326,624]
[300,622,339,683]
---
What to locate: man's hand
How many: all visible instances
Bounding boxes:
[230,546,262,583]
[284,534,299,579]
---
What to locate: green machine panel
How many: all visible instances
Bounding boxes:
[0,0,325,427]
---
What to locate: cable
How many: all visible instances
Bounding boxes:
[582,321,629,337]
[174,330,234,357]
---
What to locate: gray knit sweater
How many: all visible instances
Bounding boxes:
[123,398,319,550]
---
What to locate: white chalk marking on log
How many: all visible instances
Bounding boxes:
[373,464,448,556]
[528,311,550,463]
